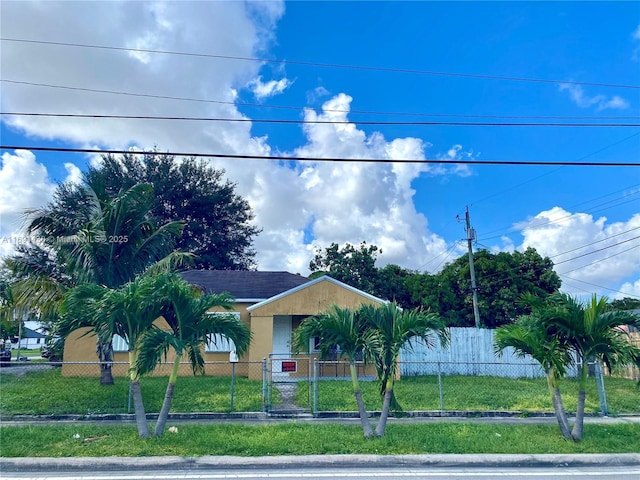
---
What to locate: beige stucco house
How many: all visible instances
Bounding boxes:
[62,271,386,379]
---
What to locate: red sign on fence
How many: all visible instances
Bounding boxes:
[281,361,297,373]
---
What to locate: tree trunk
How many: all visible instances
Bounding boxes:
[131,380,150,438]
[546,373,571,440]
[375,378,393,437]
[570,362,589,442]
[97,336,114,386]
[128,350,149,438]
[154,354,181,437]
[350,363,373,438]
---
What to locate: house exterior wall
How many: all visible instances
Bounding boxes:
[61,306,253,378]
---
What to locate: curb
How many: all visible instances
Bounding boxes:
[2,453,640,472]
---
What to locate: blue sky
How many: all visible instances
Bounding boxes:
[1,1,639,300]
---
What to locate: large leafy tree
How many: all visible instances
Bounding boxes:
[407,248,561,327]
[309,242,381,294]
[4,181,187,384]
[134,273,251,437]
[85,152,260,270]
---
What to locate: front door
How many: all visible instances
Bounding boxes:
[272,315,292,378]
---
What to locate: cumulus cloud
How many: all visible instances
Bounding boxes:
[515,207,640,296]
[559,84,629,111]
[0,150,58,257]
[248,76,293,100]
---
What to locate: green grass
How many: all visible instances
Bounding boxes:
[0,369,264,415]
[1,423,639,457]
[305,375,640,414]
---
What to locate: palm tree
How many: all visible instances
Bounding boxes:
[134,273,251,436]
[494,313,574,440]
[496,293,640,441]
[6,181,187,384]
[62,275,167,438]
[359,302,448,437]
[293,305,377,438]
[547,294,640,441]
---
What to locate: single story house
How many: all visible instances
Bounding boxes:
[62,271,386,379]
[11,326,46,350]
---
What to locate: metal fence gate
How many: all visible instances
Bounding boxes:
[266,353,312,413]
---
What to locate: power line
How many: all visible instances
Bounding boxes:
[557,274,640,299]
[4,79,638,121]
[3,37,639,90]
[556,243,640,276]
[2,145,639,166]
[2,112,636,128]
[478,189,640,241]
[470,132,640,209]
[552,235,640,267]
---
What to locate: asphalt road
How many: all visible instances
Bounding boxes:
[3,466,640,480]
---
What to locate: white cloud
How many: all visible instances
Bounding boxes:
[0,150,58,257]
[559,84,629,111]
[248,76,293,100]
[632,24,640,60]
[615,279,640,299]
[0,2,460,276]
[516,207,640,296]
[306,86,331,104]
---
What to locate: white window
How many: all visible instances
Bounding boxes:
[205,312,240,353]
[112,334,129,352]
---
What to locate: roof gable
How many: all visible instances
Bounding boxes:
[179,270,311,300]
[246,275,387,312]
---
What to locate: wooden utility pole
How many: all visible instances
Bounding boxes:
[465,206,481,329]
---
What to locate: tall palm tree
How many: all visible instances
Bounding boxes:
[62,275,167,438]
[359,302,448,437]
[134,273,251,437]
[547,294,640,441]
[293,305,377,438]
[6,181,187,384]
[494,314,574,440]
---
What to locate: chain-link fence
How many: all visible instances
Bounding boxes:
[1,359,638,416]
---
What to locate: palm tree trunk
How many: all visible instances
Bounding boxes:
[571,364,588,442]
[546,373,572,440]
[154,354,181,437]
[350,362,373,438]
[97,335,114,385]
[375,377,393,437]
[129,351,150,438]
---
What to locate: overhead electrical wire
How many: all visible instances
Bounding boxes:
[477,189,640,241]
[2,37,639,90]
[557,274,640,299]
[556,244,640,276]
[1,145,639,167]
[2,112,636,127]
[4,80,639,121]
[470,132,640,209]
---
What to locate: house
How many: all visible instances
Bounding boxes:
[62,271,386,379]
[11,326,46,350]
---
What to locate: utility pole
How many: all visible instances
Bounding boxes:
[465,206,481,329]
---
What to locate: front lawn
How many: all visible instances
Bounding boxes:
[0,369,264,416]
[1,423,639,457]
[304,375,640,414]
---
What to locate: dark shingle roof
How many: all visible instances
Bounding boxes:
[23,327,46,339]
[179,270,311,300]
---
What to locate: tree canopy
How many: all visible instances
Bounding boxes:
[406,247,561,328]
[85,152,261,270]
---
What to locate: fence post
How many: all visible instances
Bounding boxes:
[262,358,267,413]
[437,360,444,412]
[313,358,318,415]
[595,361,608,416]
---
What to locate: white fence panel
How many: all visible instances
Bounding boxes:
[400,327,549,378]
